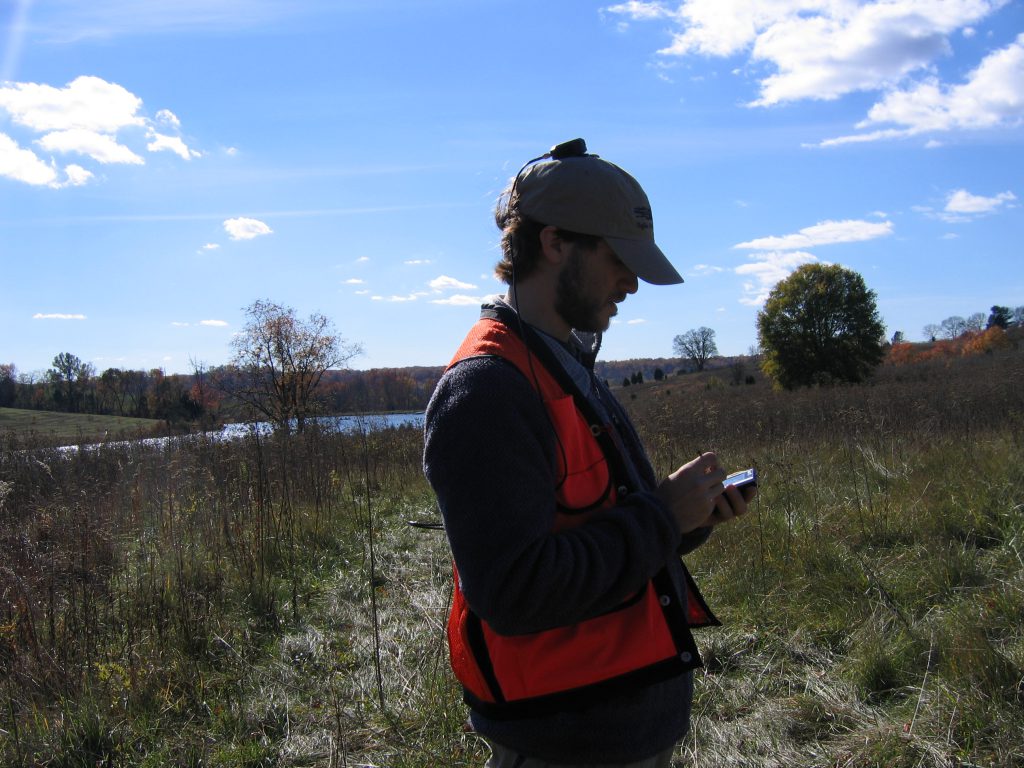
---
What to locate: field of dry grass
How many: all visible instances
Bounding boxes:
[1,347,1022,766]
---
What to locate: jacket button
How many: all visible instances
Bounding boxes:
[617,485,629,496]
[680,652,692,663]
[659,595,671,606]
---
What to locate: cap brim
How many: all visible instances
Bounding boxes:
[604,236,684,285]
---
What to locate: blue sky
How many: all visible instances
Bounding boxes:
[2,0,1022,376]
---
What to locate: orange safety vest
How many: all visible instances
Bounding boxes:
[444,314,719,719]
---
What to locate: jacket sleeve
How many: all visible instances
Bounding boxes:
[423,356,682,636]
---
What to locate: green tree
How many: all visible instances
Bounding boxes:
[756,264,885,389]
[987,305,1012,329]
[229,299,362,433]
[0,364,15,408]
[48,352,95,412]
[673,327,718,371]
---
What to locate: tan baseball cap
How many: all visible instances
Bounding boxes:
[515,152,683,285]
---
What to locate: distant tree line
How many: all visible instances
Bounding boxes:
[0,300,442,429]
[673,262,1020,391]
[920,305,1024,342]
[0,356,439,426]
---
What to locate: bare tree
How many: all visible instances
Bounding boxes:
[965,313,986,333]
[229,299,362,433]
[939,316,968,339]
[673,327,719,372]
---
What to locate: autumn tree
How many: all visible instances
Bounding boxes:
[673,327,718,371]
[757,263,885,389]
[229,299,362,433]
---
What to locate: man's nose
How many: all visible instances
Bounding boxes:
[621,269,639,295]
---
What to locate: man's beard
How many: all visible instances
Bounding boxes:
[554,248,610,333]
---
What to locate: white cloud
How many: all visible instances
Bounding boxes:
[691,264,724,275]
[344,278,365,285]
[63,164,93,186]
[604,1,1018,143]
[607,1,1008,105]
[404,259,433,265]
[146,130,200,160]
[0,132,59,186]
[0,75,198,187]
[200,319,228,327]
[223,217,273,240]
[372,294,422,303]
[430,294,485,306]
[735,250,819,306]
[0,134,96,188]
[33,312,87,320]
[734,219,893,251]
[937,189,1015,222]
[627,318,648,325]
[944,188,1015,214]
[200,243,220,251]
[155,109,181,127]
[171,321,190,327]
[429,275,478,292]
[37,127,144,164]
[819,32,1024,144]
[603,1,676,22]
[0,75,144,133]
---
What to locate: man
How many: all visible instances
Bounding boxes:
[423,139,754,767]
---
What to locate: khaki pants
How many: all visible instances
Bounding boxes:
[484,741,676,768]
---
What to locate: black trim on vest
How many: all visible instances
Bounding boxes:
[465,611,506,704]
[463,654,697,721]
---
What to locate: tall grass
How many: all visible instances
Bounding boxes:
[635,351,1024,767]
[1,348,1021,766]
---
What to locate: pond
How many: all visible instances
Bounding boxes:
[54,412,424,453]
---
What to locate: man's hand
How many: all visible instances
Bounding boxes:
[656,452,756,534]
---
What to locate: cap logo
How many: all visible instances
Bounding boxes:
[633,206,653,231]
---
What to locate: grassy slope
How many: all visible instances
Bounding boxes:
[0,406,162,446]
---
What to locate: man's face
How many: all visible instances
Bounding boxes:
[554,240,639,333]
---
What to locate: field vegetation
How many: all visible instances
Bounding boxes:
[0,407,163,447]
[1,341,1022,766]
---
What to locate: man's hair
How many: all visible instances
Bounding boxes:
[493,186,602,284]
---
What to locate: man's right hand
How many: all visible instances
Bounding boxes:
[656,452,752,534]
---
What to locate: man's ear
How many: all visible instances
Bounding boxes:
[538,225,567,266]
